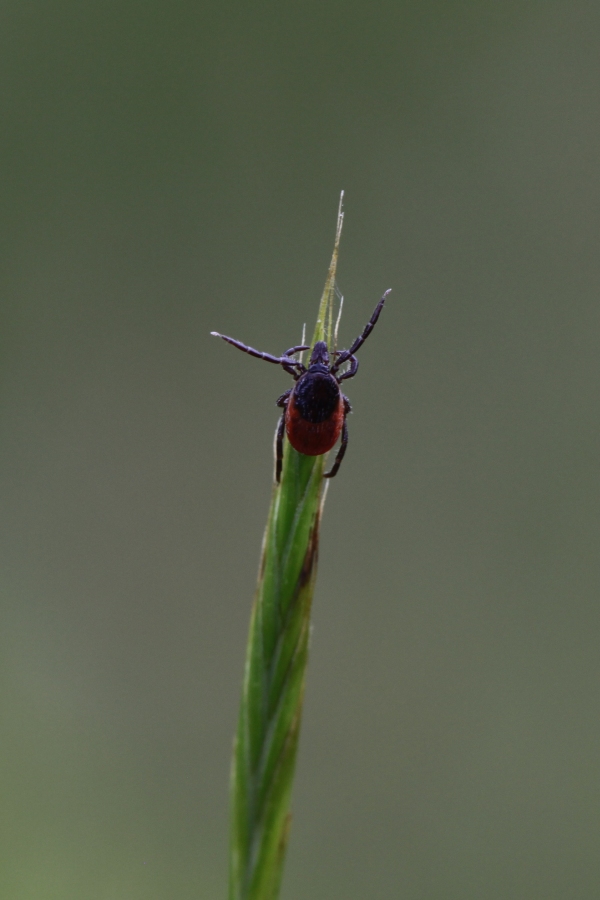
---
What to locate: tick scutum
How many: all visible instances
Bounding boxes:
[294,370,340,424]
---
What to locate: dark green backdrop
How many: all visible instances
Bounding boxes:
[2,2,600,897]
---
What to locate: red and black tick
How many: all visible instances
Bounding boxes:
[211,289,391,482]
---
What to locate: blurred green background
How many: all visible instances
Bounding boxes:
[2,1,600,897]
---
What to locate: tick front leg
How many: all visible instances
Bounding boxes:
[211,332,284,365]
[282,346,308,379]
[331,288,392,371]
[283,344,310,357]
[336,354,358,382]
[324,418,349,479]
[211,333,305,378]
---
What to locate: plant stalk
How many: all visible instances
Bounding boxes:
[228,193,344,900]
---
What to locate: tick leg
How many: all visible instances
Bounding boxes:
[211,332,286,365]
[336,354,358,382]
[211,332,305,379]
[276,389,292,407]
[275,409,287,483]
[284,344,310,357]
[274,391,291,482]
[331,288,391,373]
[324,418,349,479]
[281,345,308,378]
[281,361,304,379]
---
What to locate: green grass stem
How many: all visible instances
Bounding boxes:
[228,193,344,900]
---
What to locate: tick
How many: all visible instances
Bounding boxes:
[211,289,391,482]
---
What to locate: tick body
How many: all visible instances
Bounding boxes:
[211,289,391,482]
[286,362,344,456]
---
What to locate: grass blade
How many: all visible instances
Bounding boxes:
[229,193,344,900]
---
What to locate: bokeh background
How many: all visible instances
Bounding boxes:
[2,2,600,897]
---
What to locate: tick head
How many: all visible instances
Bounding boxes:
[308,341,330,370]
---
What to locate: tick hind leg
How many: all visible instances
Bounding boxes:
[324,418,349,479]
[275,413,286,483]
[324,396,351,478]
[274,389,291,483]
